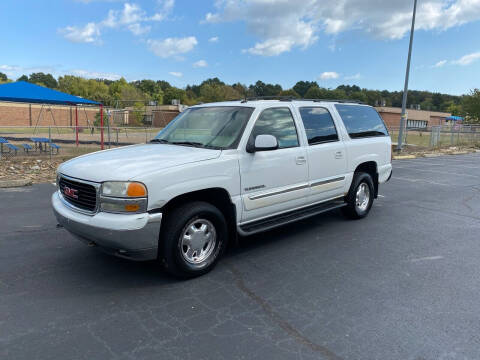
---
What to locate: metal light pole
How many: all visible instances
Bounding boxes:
[397,0,418,151]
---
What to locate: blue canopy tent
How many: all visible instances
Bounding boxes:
[0,81,105,148]
[446,116,464,122]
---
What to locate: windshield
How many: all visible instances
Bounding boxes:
[153,106,254,149]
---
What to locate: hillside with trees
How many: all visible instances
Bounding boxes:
[0,71,479,123]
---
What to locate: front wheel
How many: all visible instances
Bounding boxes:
[159,201,228,278]
[342,172,375,219]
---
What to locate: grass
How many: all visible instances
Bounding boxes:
[390,130,480,148]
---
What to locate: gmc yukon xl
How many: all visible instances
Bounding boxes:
[52,99,392,278]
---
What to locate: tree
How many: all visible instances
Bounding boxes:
[131,80,163,104]
[17,75,28,82]
[58,75,111,104]
[446,102,463,116]
[0,72,7,82]
[28,72,58,88]
[462,89,480,123]
[293,81,318,97]
[163,87,186,105]
[432,92,443,111]
[304,86,330,99]
[200,78,225,87]
[156,80,171,91]
[350,91,367,103]
[199,83,224,102]
[232,83,247,97]
[249,80,282,97]
[278,89,300,98]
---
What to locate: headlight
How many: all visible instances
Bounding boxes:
[100,181,147,213]
[101,181,147,198]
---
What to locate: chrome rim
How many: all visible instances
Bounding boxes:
[355,183,370,212]
[180,218,217,264]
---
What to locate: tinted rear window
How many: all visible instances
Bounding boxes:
[335,105,388,139]
[298,107,338,145]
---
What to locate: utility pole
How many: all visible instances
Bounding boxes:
[397,0,418,151]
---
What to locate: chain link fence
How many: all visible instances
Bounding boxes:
[389,124,480,149]
[2,123,480,160]
[0,126,162,160]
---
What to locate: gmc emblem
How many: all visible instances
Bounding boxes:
[64,186,79,199]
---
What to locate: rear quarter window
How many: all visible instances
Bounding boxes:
[335,105,388,139]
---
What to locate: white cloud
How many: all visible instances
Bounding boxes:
[62,1,174,42]
[128,23,151,35]
[0,65,21,72]
[0,64,122,81]
[433,60,447,68]
[150,0,175,21]
[71,69,121,80]
[59,23,100,43]
[169,71,183,77]
[319,72,340,80]
[193,60,208,68]
[344,73,361,80]
[205,0,480,56]
[453,51,480,65]
[147,36,198,58]
[204,12,221,23]
[208,36,219,42]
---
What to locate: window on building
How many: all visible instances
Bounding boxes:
[298,107,338,145]
[335,104,389,138]
[250,107,299,148]
[407,120,428,129]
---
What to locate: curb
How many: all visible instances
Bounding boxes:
[451,151,469,155]
[393,155,416,160]
[0,179,33,188]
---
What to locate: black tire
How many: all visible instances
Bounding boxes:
[342,172,375,220]
[159,201,228,279]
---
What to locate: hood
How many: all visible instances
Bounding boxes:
[58,144,221,182]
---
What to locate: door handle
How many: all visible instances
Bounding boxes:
[335,151,343,159]
[296,156,307,165]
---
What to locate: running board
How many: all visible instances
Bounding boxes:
[239,199,347,235]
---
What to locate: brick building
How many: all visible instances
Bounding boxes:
[121,105,185,127]
[376,106,451,129]
[0,102,101,127]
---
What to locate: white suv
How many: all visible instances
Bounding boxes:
[52,99,392,278]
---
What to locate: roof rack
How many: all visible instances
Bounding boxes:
[239,96,365,105]
[299,98,365,104]
[240,96,294,103]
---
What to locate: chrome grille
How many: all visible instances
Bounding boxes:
[59,176,97,212]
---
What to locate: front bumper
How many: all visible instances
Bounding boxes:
[52,191,162,261]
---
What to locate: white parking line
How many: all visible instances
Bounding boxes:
[410,256,444,263]
[392,176,450,186]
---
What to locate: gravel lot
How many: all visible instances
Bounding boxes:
[1,153,480,360]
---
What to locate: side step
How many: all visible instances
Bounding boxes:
[239,199,347,235]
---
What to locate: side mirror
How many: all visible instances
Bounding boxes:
[247,134,279,153]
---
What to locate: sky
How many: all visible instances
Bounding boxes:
[1,0,480,95]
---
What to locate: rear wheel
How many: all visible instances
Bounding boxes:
[342,172,374,219]
[159,201,228,278]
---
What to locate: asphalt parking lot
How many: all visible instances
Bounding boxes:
[1,153,480,360]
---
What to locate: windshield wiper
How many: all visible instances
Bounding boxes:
[150,139,171,144]
[171,141,221,150]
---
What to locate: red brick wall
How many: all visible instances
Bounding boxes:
[429,116,447,126]
[0,103,100,127]
[152,110,179,127]
[378,112,400,129]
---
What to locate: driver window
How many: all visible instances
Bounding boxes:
[249,107,299,149]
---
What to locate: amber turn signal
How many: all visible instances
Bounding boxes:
[127,183,147,197]
[124,204,141,212]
